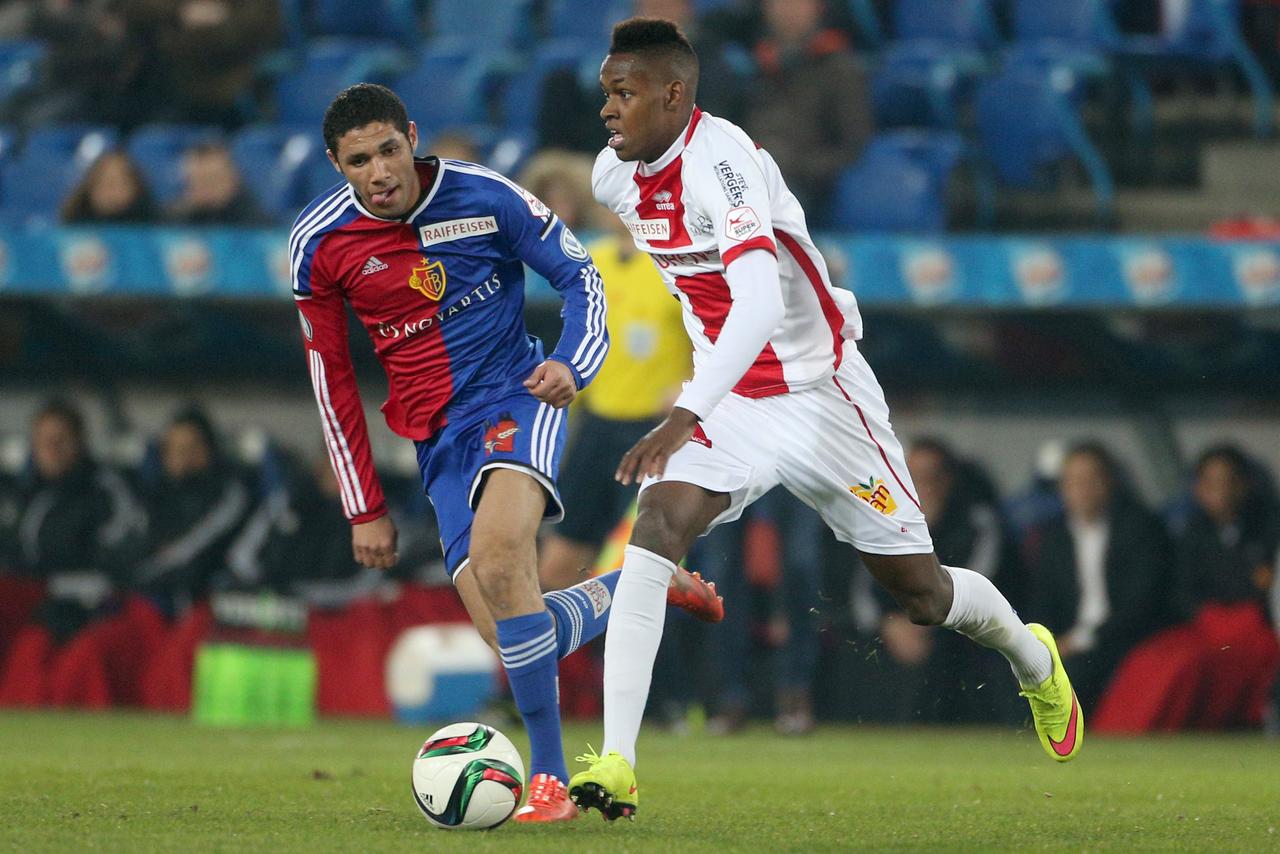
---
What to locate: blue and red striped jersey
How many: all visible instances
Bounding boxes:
[290,158,608,523]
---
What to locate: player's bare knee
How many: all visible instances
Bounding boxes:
[628,504,682,562]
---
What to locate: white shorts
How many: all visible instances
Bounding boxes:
[641,345,934,555]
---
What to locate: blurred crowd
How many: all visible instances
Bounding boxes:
[2,393,1277,732]
[3,0,1280,229]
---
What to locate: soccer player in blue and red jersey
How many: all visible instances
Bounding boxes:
[290,84,720,822]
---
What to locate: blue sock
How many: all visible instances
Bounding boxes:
[542,569,620,659]
[495,611,568,782]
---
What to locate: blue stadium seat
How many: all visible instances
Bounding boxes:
[500,38,597,137]
[828,146,946,232]
[23,124,119,164]
[311,0,420,45]
[0,40,45,106]
[273,39,406,128]
[126,124,225,205]
[864,129,994,226]
[1122,0,1273,138]
[230,124,318,221]
[1009,0,1120,50]
[544,0,628,44]
[0,156,78,224]
[393,44,506,132]
[302,148,345,201]
[0,125,119,224]
[974,68,1113,222]
[891,0,998,48]
[872,42,971,128]
[427,0,534,50]
[485,129,536,176]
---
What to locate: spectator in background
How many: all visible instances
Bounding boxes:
[167,142,269,225]
[1171,446,1279,726]
[1097,446,1280,732]
[743,0,873,223]
[146,0,280,127]
[684,489,826,736]
[60,150,158,224]
[517,149,600,232]
[133,407,250,613]
[1022,442,1172,712]
[428,128,483,163]
[875,439,1024,724]
[19,0,163,129]
[224,452,376,604]
[0,400,145,707]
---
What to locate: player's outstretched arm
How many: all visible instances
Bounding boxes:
[615,407,699,485]
[523,359,578,409]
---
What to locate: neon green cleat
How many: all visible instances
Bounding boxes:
[568,747,638,821]
[1020,623,1084,762]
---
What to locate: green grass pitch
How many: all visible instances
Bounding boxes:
[1,711,1276,852]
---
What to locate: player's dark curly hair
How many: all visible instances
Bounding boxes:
[322,83,410,155]
[610,17,698,83]
[610,17,694,57]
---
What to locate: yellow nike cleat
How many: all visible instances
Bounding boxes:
[568,747,638,821]
[1020,623,1084,762]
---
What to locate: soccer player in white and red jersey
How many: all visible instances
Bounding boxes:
[568,19,1084,820]
[291,84,721,822]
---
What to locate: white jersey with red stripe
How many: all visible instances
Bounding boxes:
[592,107,862,403]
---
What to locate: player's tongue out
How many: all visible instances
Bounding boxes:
[371,186,396,206]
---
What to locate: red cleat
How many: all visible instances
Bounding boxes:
[513,773,579,823]
[666,567,724,623]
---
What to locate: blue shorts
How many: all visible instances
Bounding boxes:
[415,386,568,582]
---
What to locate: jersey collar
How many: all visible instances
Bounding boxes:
[638,106,703,177]
[347,157,442,222]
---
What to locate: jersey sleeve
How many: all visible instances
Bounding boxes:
[686,137,778,267]
[291,231,387,525]
[492,181,609,389]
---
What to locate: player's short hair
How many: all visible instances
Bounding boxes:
[609,17,699,86]
[323,83,410,155]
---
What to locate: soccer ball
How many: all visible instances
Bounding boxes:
[411,722,525,830]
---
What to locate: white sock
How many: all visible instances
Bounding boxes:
[940,564,1052,689]
[601,545,677,767]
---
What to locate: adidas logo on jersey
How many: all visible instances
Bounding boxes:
[361,256,389,275]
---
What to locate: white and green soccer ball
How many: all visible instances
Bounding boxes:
[411,722,525,830]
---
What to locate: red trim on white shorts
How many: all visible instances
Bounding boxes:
[831,375,922,511]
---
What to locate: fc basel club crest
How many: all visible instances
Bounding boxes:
[484,415,519,455]
[409,257,446,300]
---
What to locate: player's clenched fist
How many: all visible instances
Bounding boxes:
[615,407,699,485]
[352,514,399,569]
[523,359,578,409]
